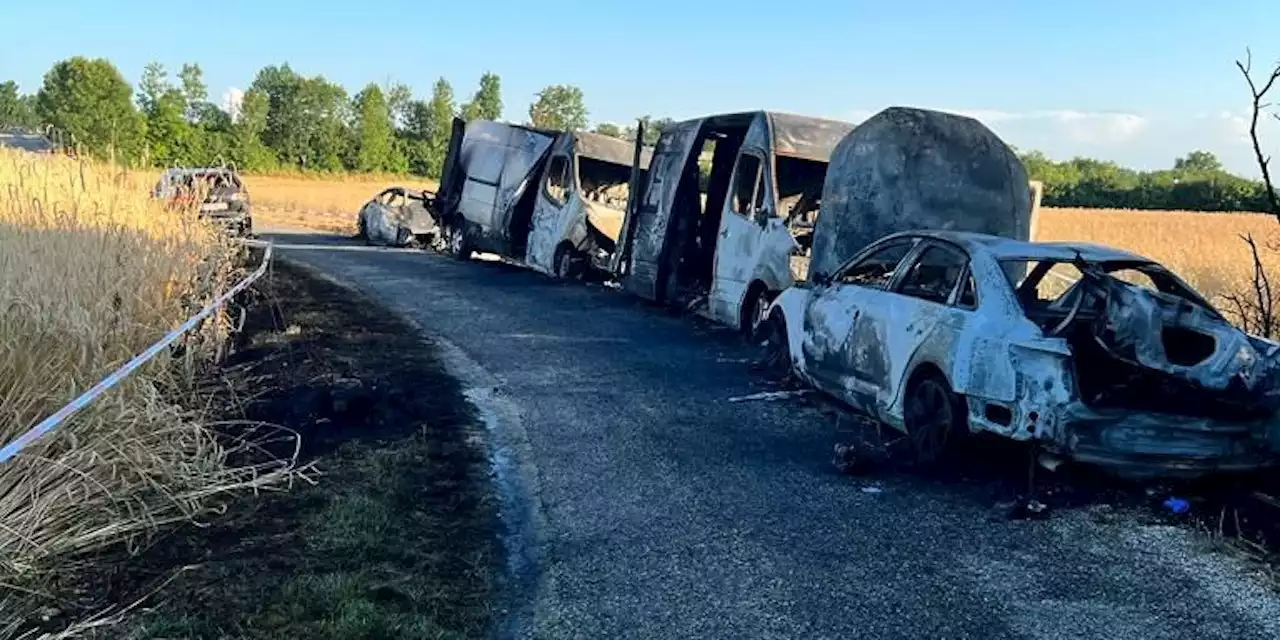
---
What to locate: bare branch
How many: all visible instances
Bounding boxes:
[1237,48,1280,218]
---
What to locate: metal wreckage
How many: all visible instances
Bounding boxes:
[422,106,1280,478]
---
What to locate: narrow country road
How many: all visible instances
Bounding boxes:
[265,229,1280,640]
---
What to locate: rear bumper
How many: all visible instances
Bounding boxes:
[1058,403,1279,479]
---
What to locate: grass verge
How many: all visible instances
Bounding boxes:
[100,259,498,639]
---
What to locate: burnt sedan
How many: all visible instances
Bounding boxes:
[356,186,438,247]
[763,230,1280,477]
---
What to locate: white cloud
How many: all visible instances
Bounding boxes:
[221,87,245,122]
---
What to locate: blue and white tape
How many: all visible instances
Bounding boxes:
[0,243,274,464]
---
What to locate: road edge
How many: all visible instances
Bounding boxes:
[277,255,550,640]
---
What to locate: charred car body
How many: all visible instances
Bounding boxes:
[356,186,438,247]
[434,118,650,277]
[769,231,1280,477]
[153,167,253,237]
[611,111,855,337]
[763,107,1279,476]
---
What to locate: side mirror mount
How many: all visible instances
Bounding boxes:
[811,271,831,287]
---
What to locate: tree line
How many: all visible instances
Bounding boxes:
[0,56,1272,212]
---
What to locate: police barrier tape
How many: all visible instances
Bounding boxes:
[0,243,274,464]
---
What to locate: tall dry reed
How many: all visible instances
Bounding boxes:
[0,148,294,634]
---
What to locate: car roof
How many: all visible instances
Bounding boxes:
[883,230,1152,264]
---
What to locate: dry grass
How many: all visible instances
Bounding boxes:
[243,173,438,235]
[0,149,295,636]
[1035,207,1280,301]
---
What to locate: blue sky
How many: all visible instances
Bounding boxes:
[2,0,1278,176]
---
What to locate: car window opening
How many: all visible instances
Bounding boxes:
[1002,257,1255,420]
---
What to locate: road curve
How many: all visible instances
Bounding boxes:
[265,229,1280,640]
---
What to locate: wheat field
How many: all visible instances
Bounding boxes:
[245,173,438,234]
[239,172,1280,302]
[0,149,293,635]
[1036,207,1280,300]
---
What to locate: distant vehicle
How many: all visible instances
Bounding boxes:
[0,127,56,154]
[433,118,649,278]
[764,229,1280,477]
[153,167,253,237]
[356,186,438,247]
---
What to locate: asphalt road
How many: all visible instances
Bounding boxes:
[265,229,1280,640]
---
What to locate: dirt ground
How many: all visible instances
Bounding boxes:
[38,259,499,639]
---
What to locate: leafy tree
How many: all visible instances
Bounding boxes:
[1174,150,1224,174]
[231,89,275,171]
[405,77,457,178]
[592,122,623,138]
[0,81,38,128]
[179,63,208,121]
[461,72,502,121]
[36,57,146,163]
[350,84,404,173]
[249,64,351,171]
[625,115,673,145]
[528,84,588,131]
[385,82,413,127]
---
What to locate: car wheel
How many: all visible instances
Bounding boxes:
[903,372,966,465]
[742,287,773,343]
[447,224,472,260]
[553,245,579,280]
[758,311,791,377]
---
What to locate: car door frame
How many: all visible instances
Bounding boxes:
[525,137,578,274]
[709,131,773,326]
[865,239,979,422]
[800,236,922,409]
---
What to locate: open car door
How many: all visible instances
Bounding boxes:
[436,117,468,222]
[614,119,702,302]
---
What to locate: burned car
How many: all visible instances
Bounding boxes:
[524,131,651,278]
[356,186,438,247]
[433,118,648,277]
[153,167,253,237]
[611,111,855,337]
[764,230,1280,477]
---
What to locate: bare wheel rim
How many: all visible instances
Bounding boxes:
[764,316,788,369]
[450,227,464,254]
[558,250,573,278]
[750,291,770,337]
[907,380,952,462]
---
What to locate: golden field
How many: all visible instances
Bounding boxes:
[0,150,290,634]
[238,171,1280,303]
[1036,207,1280,300]
[244,172,438,235]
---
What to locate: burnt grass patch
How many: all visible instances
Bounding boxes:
[85,260,497,639]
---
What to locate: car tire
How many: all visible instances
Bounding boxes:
[447,224,472,261]
[553,245,580,280]
[757,310,792,377]
[742,286,773,344]
[902,372,967,465]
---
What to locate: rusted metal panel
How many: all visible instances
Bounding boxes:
[619,119,703,301]
[810,107,1032,282]
[574,131,652,169]
[449,120,556,255]
[766,112,856,162]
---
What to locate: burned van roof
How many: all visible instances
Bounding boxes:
[766,112,856,162]
[574,131,652,169]
[668,111,854,163]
